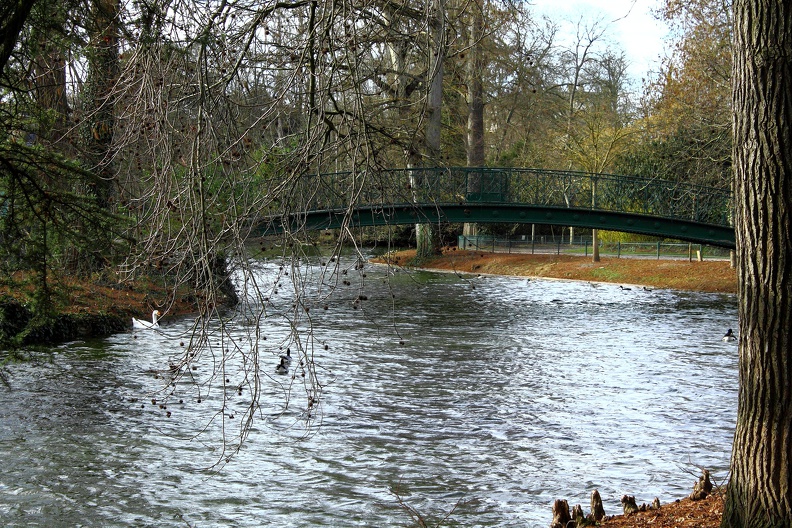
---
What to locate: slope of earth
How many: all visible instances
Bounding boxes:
[376,249,737,294]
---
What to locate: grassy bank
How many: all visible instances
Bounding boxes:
[0,274,199,346]
[376,249,737,294]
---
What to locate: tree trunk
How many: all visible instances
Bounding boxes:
[463,0,484,239]
[83,0,120,210]
[425,0,445,160]
[722,2,792,526]
[33,40,70,146]
[416,0,446,260]
[592,228,600,262]
[592,178,599,262]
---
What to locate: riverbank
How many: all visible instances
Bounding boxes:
[594,491,723,527]
[0,274,199,346]
[375,249,737,294]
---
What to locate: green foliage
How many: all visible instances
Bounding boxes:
[613,128,731,187]
[0,140,132,315]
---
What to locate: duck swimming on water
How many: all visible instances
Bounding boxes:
[275,357,289,375]
[133,310,161,329]
[723,328,737,342]
[280,349,292,365]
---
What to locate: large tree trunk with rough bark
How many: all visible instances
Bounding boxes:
[722,2,792,526]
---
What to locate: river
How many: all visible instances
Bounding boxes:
[0,257,738,527]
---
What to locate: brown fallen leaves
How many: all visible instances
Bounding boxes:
[596,491,723,528]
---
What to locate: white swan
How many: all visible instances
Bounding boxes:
[722,328,737,342]
[133,310,161,329]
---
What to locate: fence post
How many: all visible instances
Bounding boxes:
[557,239,561,255]
[657,241,661,260]
[618,241,621,258]
[688,243,692,262]
[532,237,535,254]
[585,240,588,256]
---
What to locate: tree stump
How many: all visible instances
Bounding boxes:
[621,495,639,515]
[651,497,661,510]
[689,469,713,501]
[571,504,584,522]
[550,499,571,528]
[571,504,595,527]
[590,489,606,521]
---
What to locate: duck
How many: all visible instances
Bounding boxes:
[279,349,292,365]
[133,310,161,329]
[275,357,289,375]
[620,285,632,291]
[722,328,737,342]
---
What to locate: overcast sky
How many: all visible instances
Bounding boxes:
[530,0,670,83]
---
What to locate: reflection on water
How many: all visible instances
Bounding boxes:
[0,259,738,526]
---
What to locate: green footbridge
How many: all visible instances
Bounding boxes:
[259,167,735,249]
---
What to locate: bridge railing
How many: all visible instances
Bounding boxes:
[290,167,732,227]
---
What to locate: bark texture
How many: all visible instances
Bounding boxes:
[723,2,792,526]
[462,0,484,239]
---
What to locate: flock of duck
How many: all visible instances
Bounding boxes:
[132,291,738,374]
[132,309,297,375]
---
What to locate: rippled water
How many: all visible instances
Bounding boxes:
[0,259,738,526]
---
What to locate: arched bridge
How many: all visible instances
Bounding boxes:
[259,167,735,249]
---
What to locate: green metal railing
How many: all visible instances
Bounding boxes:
[289,167,732,227]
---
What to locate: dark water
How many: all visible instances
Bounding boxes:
[0,260,738,527]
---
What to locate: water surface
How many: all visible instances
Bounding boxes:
[0,260,739,526]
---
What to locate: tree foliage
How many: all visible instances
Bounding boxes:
[616,0,732,187]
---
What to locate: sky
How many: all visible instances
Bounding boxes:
[530,0,670,84]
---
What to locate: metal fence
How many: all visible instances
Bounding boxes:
[458,235,732,260]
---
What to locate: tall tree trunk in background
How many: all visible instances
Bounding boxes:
[591,179,599,262]
[416,0,446,259]
[83,0,119,210]
[722,2,792,526]
[463,0,484,241]
[33,40,70,146]
[425,0,444,158]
